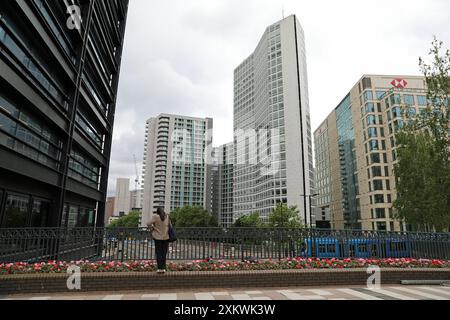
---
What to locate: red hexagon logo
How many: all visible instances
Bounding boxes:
[391,79,408,89]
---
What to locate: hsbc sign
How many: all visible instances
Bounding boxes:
[391,78,408,89]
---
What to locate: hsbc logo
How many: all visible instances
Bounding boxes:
[391,78,408,89]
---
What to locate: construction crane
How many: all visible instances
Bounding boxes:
[133,154,140,192]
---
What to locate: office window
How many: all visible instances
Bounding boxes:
[0,112,17,136]
[385,98,390,109]
[368,127,377,138]
[75,112,104,148]
[0,20,68,109]
[417,95,427,106]
[372,166,382,177]
[375,194,385,204]
[67,206,79,229]
[60,204,68,228]
[78,207,95,227]
[68,148,101,189]
[364,91,373,102]
[404,95,415,105]
[3,194,30,228]
[33,0,77,64]
[387,194,392,203]
[371,153,381,164]
[0,95,62,169]
[367,115,376,125]
[377,222,387,231]
[369,140,379,151]
[366,103,375,113]
[373,180,383,191]
[392,106,401,118]
[375,208,386,219]
[31,199,50,227]
[376,91,386,100]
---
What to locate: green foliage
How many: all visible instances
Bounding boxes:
[232,212,266,228]
[394,37,450,232]
[268,204,303,229]
[108,211,141,228]
[170,206,218,228]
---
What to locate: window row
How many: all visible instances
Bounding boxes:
[68,148,101,189]
[0,190,51,228]
[60,204,96,229]
[0,15,69,111]
[0,96,62,170]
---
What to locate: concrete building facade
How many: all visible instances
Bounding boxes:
[141,114,213,226]
[314,75,427,231]
[233,15,314,224]
[114,178,130,217]
[130,189,143,211]
[105,196,115,225]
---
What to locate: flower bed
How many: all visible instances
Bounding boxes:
[1,258,449,275]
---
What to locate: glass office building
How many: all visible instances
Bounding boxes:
[0,0,129,228]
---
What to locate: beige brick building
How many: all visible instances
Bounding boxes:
[314,75,428,231]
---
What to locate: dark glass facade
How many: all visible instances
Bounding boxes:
[0,0,129,228]
[335,95,360,230]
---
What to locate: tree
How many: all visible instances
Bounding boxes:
[268,204,303,229]
[394,37,450,232]
[170,206,218,228]
[232,212,265,228]
[108,211,141,228]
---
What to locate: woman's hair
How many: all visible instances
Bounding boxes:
[156,207,166,221]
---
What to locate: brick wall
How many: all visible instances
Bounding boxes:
[1,269,449,295]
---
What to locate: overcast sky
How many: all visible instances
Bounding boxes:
[107,0,450,196]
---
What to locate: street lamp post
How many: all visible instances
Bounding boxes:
[300,194,319,229]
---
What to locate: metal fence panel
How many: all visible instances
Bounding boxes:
[1,227,449,263]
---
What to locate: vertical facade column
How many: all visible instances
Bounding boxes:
[55,0,97,228]
[96,1,130,228]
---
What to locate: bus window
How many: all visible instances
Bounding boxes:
[359,244,368,252]
[327,244,336,252]
[319,244,326,253]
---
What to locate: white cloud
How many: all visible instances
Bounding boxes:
[108,0,450,195]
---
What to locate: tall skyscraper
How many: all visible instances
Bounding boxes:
[0,1,129,228]
[114,178,131,216]
[314,75,427,231]
[233,15,314,224]
[141,114,213,226]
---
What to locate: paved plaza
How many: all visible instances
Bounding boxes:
[2,285,450,301]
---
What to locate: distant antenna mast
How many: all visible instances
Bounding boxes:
[282,5,285,19]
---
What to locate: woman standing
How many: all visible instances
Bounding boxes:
[147,207,170,274]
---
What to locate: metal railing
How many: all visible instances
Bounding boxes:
[1,227,450,263]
